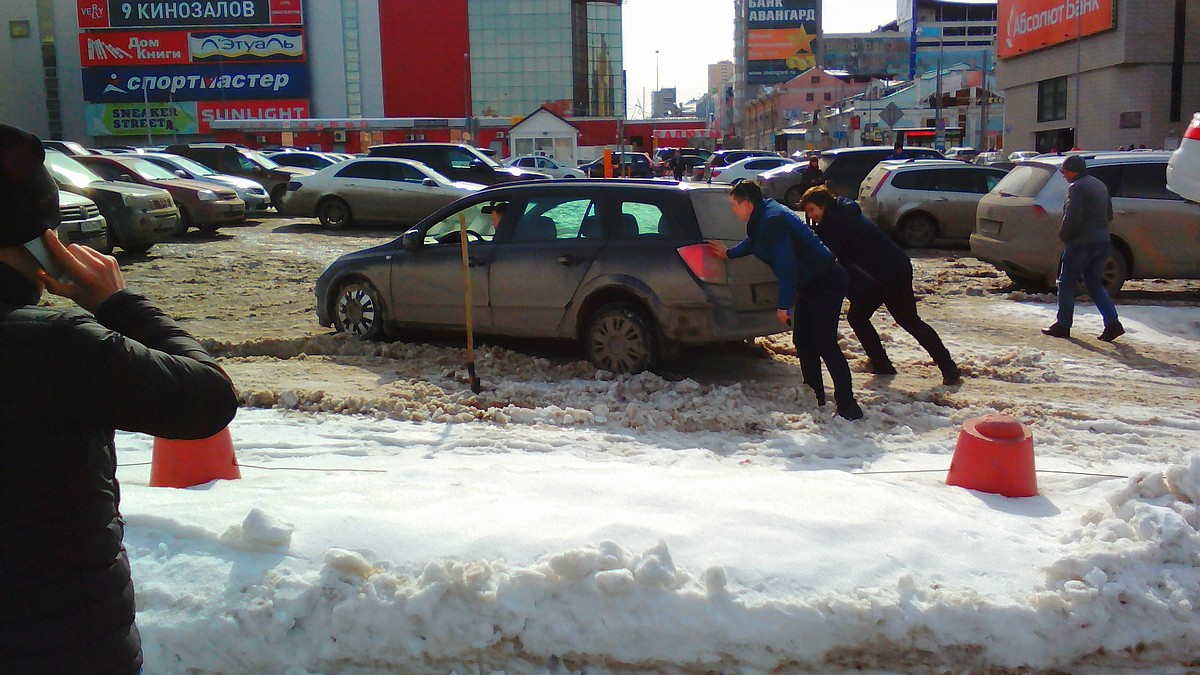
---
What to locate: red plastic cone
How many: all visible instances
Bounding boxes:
[149,427,241,488]
[946,414,1037,497]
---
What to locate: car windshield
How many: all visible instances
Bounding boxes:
[242,149,281,169]
[44,151,104,187]
[692,191,747,240]
[121,157,180,181]
[160,155,219,177]
[994,164,1055,197]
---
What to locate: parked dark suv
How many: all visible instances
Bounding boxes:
[367,143,549,184]
[314,179,780,373]
[164,143,314,208]
[759,146,944,201]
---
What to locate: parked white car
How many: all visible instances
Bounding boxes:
[503,155,585,179]
[709,156,797,185]
[140,152,273,212]
[279,157,484,229]
[1167,112,1200,202]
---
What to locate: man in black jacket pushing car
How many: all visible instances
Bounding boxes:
[800,185,961,386]
[0,124,239,674]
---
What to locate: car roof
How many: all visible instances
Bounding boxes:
[369,142,473,150]
[1023,151,1173,168]
[472,178,724,198]
[822,146,940,156]
[876,158,995,170]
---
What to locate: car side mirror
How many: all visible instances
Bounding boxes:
[174,169,188,178]
[470,159,487,170]
[400,229,424,251]
[422,178,437,187]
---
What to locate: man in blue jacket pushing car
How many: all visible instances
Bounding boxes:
[708,181,863,421]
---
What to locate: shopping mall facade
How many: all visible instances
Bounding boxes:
[0,0,629,150]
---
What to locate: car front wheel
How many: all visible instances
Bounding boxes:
[585,303,656,374]
[333,280,384,339]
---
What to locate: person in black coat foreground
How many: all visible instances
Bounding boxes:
[799,186,961,385]
[0,124,239,674]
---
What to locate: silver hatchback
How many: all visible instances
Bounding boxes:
[858,160,1008,248]
[971,151,1200,293]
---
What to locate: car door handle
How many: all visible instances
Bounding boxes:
[558,254,583,265]
[933,197,949,202]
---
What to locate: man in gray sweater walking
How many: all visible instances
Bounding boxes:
[1041,155,1124,341]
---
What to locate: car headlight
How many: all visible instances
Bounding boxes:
[197,189,218,201]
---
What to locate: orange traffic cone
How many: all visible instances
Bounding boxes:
[946,414,1037,498]
[149,427,241,488]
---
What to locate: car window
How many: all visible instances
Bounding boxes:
[983,171,1004,192]
[515,157,534,168]
[693,191,746,240]
[83,160,125,182]
[511,197,596,242]
[995,164,1054,197]
[745,159,772,170]
[447,148,478,170]
[1117,162,1178,200]
[423,203,496,244]
[335,161,391,180]
[1088,165,1122,197]
[933,169,980,193]
[619,201,679,238]
[890,170,934,190]
[391,162,433,183]
[236,155,259,173]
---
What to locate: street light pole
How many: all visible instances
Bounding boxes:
[1073,6,1082,147]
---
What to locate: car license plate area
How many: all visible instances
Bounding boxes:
[979,219,1002,236]
[751,282,776,305]
[80,218,104,233]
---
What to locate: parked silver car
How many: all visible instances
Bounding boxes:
[503,155,585,179]
[280,157,484,229]
[141,152,273,212]
[56,190,108,251]
[858,159,1008,248]
[971,151,1200,293]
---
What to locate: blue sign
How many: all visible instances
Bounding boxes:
[82,62,309,102]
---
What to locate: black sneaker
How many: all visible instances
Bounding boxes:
[836,401,864,421]
[869,361,897,375]
[1098,322,1125,342]
[1041,324,1070,338]
[941,365,962,386]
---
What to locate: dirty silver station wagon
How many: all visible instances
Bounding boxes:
[314,180,781,373]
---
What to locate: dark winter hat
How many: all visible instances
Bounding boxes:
[0,124,60,246]
[1061,155,1088,175]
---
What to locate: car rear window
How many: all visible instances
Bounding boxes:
[692,191,746,240]
[993,164,1054,197]
[1117,162,1178,200]
[619,201,679,238]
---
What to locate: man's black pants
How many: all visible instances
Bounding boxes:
[845,264,955,374]
[793,262,855,407]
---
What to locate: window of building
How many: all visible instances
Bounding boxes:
[806,93,815,101]
[824,92,832,101]
[811,75,820,84]
[1037,77,1068,123]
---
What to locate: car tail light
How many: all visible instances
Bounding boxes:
[677,244,726,283]
[711,169,722,178]
[869,170,891,197]
[1185,113,1200,140]
[286,181,302,191]
[1032,204,1047,217]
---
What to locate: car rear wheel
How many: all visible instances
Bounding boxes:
[899,214,938,249]
[173,208,192,235]
[1100,248,1128,296]
[270,185,287,209]
[318,197,353,229]
[784,185,806,207]
[585,303,656,374]
[333,280,384,339]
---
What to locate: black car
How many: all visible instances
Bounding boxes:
[579,152,654,178]
[367,143,548,185]
[314,179,780,373]
[164,143,314,207]
[759,146,945,201]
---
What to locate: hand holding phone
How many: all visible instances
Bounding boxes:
[23,234,71,284]
[30,230,126,312]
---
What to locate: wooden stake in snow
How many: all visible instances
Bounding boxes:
[458,212,481,393]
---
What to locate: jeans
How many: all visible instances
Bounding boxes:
[1055,240,1120,328]
[793,262,856,407]
[846,265,956,374]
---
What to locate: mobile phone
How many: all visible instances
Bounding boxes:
[23,235,71,284]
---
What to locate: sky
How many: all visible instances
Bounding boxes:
[111,295,1200,672]
[622,0,904,117]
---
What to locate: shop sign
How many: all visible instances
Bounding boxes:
[85,101,198,135]
[195,98,309,131]
[82,62,309,102]
[77,0,302,29]
[79,28,303,67]
[998,0,1115,58]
